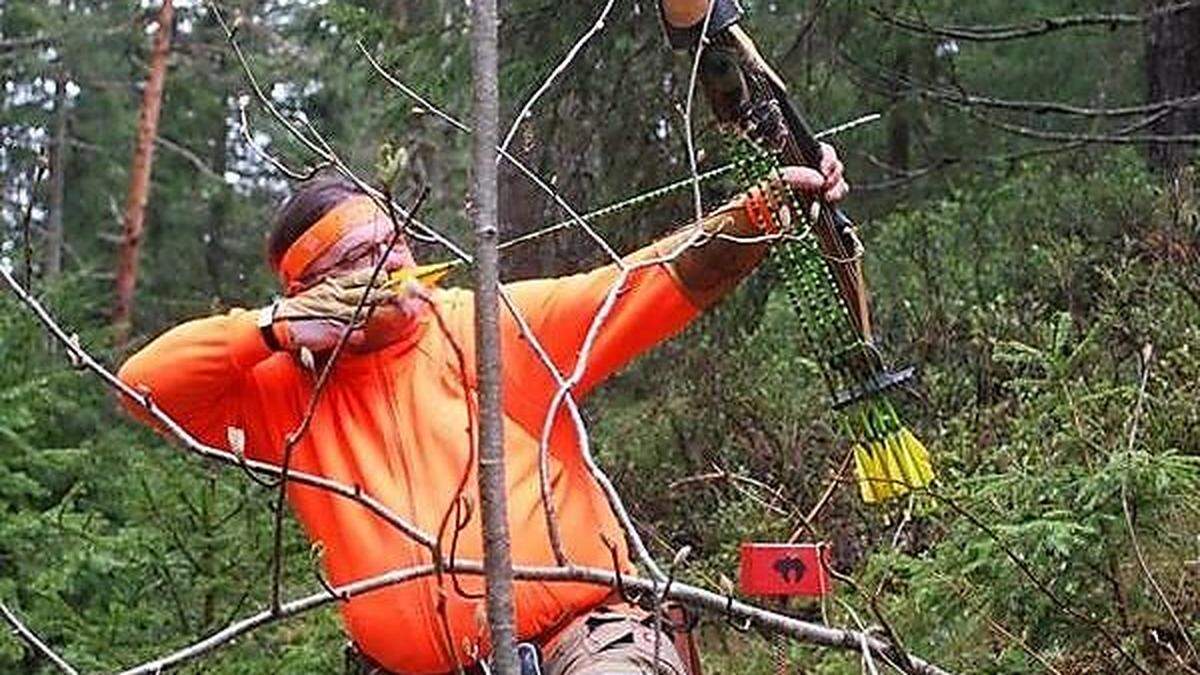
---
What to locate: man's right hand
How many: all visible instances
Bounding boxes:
[269,268,398,354]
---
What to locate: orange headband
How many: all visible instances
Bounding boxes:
[277,196,382,286]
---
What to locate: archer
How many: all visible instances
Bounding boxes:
[117,1,844,672]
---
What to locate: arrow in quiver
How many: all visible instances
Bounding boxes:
[696,26,934,503]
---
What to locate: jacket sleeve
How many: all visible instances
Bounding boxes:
[499,241,701,435]
[117,309,275,452]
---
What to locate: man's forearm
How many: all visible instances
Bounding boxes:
[653,195,774,309]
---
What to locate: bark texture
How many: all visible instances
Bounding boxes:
[1144,0,1200,174]
[113,0,174,344]
[469,0,519,672]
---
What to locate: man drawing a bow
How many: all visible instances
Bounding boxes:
[118,1,845,672]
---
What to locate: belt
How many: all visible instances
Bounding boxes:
[347,642,541,675]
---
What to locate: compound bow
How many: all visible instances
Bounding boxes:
[663,0,933,503]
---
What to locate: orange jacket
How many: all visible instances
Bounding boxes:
[118,251,699,674]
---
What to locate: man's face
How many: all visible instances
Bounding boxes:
[292,208,425,353]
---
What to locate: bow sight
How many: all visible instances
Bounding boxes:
[662,0,932,503]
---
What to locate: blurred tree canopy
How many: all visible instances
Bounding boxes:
[0,1,1197,673]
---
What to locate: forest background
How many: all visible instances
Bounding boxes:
[1,1,1198,673]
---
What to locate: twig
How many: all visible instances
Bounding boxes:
[681,0,720,225]
[155,135,225,182]
[358,42,625,266]
[268,187,430,612]
[918,88,1200,119]
[498,0,617,156]
[955,104,1200,145]
[1120,344,1199,668]
[787,448,853,544]
[870,2,1197,42]
[0,600,79,675]
[212,3,470,261]
[984,615,1065,675]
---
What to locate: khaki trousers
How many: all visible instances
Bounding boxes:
[541,603,687,675]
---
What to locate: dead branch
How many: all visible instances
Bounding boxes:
[117,561,954,675]
[1121,345,1200,670]
[919,89,1200,119]
[0,601,78,675]
[955,104,1200,145]
[870,2,1198,42]
[267,188,429,612]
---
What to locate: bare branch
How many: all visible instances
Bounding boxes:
[870,2,1198,42]
[498,0,617,155]
[359,42,625,266]
[117,560,953,675]
[682,0,721,225]
[0,601,78,675]
[1121,345,1200,670]
[268,188,430,612]
[156,135,225,183]
[920,88,1200,119]
[955,104,1200,145]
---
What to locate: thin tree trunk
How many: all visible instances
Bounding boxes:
[1144,0,1200,174]
[113,0,174,345]
[45,67,69,280]
[887,46,911,171]
[469,0,518,672]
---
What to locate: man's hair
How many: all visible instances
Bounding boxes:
[267,172,365,272]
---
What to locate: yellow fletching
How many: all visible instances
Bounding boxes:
[887,433,921,489]
[851,419,934,506]
[869,441,895,501]
[853,444,881,504]
[386,261,459,290]
[873,439,903,496]
[900,428,935,486]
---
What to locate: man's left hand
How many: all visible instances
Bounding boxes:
[777,143,849,203]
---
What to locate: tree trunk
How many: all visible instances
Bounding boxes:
[469,0,519,672]
[497,139,544,281]
[1144,0,1200,175]
[887,46,911,171]
[44,68,69,280]
[113,0,173,345]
